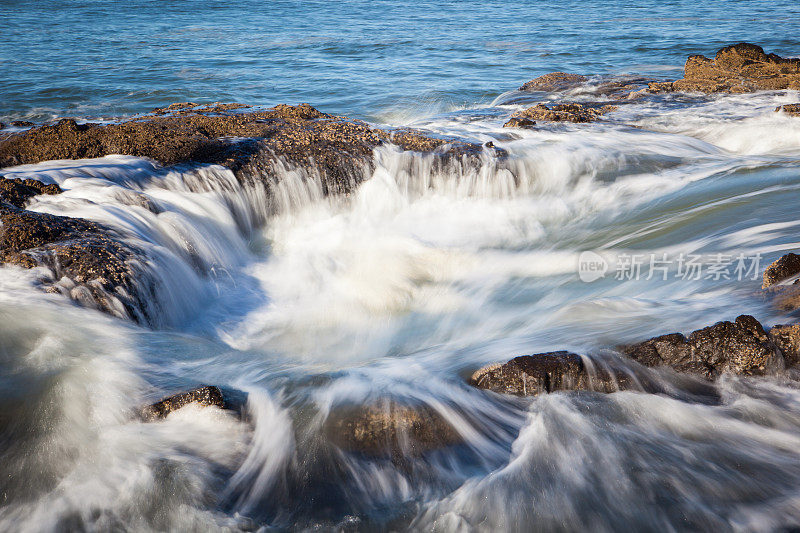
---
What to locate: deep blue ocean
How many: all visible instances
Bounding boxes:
[2,0,800,122]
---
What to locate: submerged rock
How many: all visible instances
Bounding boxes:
[504,103,617,127]
[324,402,461,456]
[651,43,800,94]
[520,72,588,92]
[777,103,800,117]
[623,315,783,379]
[469,351,626,396]
[140,386,228,421]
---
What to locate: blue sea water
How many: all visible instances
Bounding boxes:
[1,0,799,122]
[3,2,800,532]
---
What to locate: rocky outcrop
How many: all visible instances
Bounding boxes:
[647,43,800,94]
[0,103,487,196]
[468,351,627,396]
[520,72,588,92]
[763,253,800,288]
[324,402,461,456]
[504,103,617,128]
[0,177,61,208]
[622,315,783,379]
[0,204,155,321]
[777,104,800,117]
[140,386,228,421]
[761,252,800,312]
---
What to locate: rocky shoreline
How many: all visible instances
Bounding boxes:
[3,42,800,455]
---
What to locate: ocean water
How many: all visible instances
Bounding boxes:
[2,1,800,532]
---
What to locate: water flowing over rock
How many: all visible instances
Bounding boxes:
[504,103,617,127]
[324,402,461,456]
[648,43,800,94]
[468,351,626,396]
[0,103,491,322]
[623,315,783,379]
[0,202,154,321]
[140,386,228,421]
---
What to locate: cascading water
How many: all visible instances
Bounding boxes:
[2,77,800,532]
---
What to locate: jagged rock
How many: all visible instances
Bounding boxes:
[0,177,62,208]
[520,72,588,92]
[662,43,800,94]
[769,324,800,367]
[0,204,153,322]
[777,104,800,117]
[10,121,34,127]
[504,103,617,127]
[0,103,486,192]
[468,351,626,396]
[503,116,537,129]
[140,386,227,421]
[324,402,461,456]
[762,253,800,288]
[623,315,783,379]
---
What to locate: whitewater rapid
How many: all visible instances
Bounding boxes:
[3,88,800,531]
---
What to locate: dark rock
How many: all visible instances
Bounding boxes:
[140,386,227,421]
[520,72,588,92]
[468,351,626,396]
[504,103,617,127]
[769,324,800,367]
[503,116,537,129]
[0,177,62,208]
[623,315,783,379]
[763,253,800,288]
[10,121,34,127]
[777,104,800,117]
[324,402,461,456]
[668,43,800,94]
[0,204,154,322]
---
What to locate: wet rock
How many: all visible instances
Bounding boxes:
[623,315,783,379]
[468,351,625,396]
[504,103,617,126]
[0,204,154,322]
[0,177,62,208]
[140,386,227,421]
[503,116,537,129]
[777,104,800,117]
[520,72,588,92]
[10,121,34,127]
[0,103,485,191]
[763,253,800,288]
[769,324,800,367]
[325,402,461,456]
[668,43,800,94]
